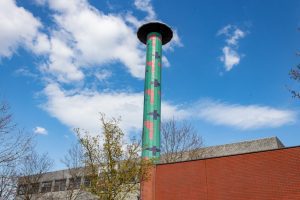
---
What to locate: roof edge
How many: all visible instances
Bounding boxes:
[156,145,300,166]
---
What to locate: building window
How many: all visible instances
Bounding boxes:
[41,181,52,193]
[83,176,91,187]
[17,184,27,195]
[29,183,40,194]
[68,177,81,189]
[54,179,66,191]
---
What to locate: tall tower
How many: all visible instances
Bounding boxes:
[137,22,173,160]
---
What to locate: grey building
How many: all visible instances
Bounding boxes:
[191,136,284,159]
[16,168,98,200]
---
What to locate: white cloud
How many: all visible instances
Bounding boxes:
[163,29,183,52]
[218,25,246,71]
[193,100,296,130]
[95,70,112,81]
[42,83,188,136]
[34,126,48,135]
[226,29,245,46]
[129,0,182,53]
[14,67,38,78]
[0,0,41,58]
[220,46,240,71]
[42,84,296,135]
[217,24,232,36]
[37,0,146,82]
[1,1,294,135]
[40,36,84,82]
[1,0,182,83]
[134,0,156,21]
[125,13,142,28]
[30,33,51,55]
[33,0,47,6]
[162,56,170,67]
[39,0,182,82]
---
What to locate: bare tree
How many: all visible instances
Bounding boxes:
[288,29,300,99]
[0,162,18,200]
[160,118,204,163]
[0,102,31,165]
[289,62,300,99]
[61,143,86,200]
[0,101,32,199]
[63,143,84,171]
[17,149,53,200]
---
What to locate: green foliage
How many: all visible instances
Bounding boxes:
[76,114,152,200]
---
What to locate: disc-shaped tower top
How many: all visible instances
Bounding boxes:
[137,22,173,45]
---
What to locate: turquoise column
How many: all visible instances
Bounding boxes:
[142,32,162,159]
[137,22,173,160]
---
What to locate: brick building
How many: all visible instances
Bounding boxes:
[142,138,300,200]
[17,137,300,200]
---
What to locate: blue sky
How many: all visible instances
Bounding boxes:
[0,0,299,170]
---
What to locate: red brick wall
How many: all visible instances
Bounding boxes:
[141,166,156,200]
[153,147,300,200]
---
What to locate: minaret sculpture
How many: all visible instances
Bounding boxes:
[137,22,173,160]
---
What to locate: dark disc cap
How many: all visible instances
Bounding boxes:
[137,22,173,45]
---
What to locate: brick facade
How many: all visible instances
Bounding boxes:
[145,146,300,200]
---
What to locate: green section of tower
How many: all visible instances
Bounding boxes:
[142,32,162,159]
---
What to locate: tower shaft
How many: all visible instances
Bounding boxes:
[142,32,162,159]
[138,21,173,200]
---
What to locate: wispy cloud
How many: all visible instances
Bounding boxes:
[134,0,156,21]
[163,30,183,52]
[42,85,296,135]
[34,126,48,135]
[14,68,38,79]
[95,70,112,81]
[192,100,296,130]
[217,25,246,71]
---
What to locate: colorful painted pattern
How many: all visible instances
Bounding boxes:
[142,32,162,159]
